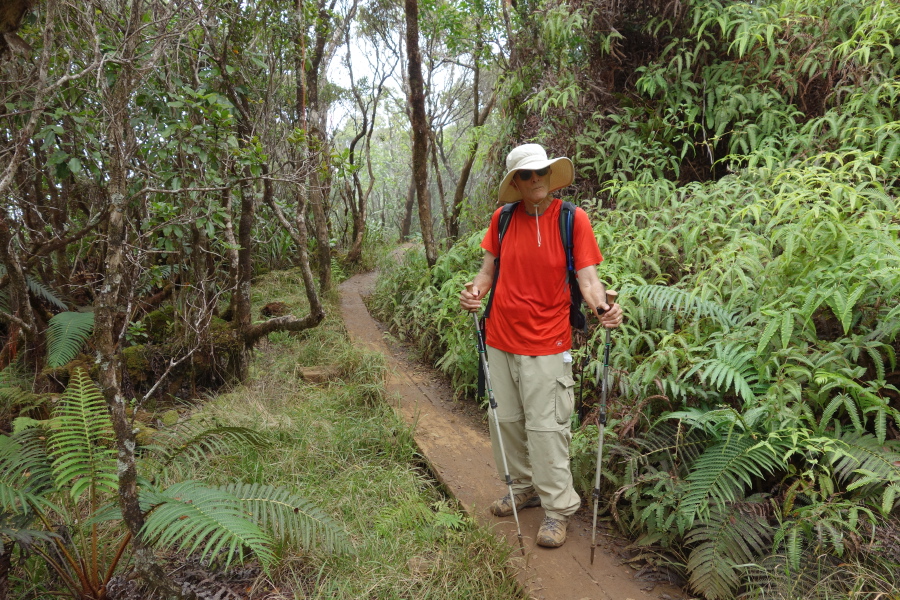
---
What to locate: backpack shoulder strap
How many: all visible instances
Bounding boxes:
[559,201,577,284]
[483,201,519,320]
[559,201,587,333]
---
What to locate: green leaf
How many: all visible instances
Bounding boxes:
[48,370,117,503]
[46,311,94,368]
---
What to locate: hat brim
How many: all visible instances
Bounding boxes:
[497,157,574,204]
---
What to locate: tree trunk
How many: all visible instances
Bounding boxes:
[92,2,179,593]
[429,132,448,239]
[0,209,37,369]
[303,0,336,292]
[400,174,416,240]
[448,59,497,240]
[404,0,437,266]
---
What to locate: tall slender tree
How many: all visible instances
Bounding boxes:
[404,0,437,265]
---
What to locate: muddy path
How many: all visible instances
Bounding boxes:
[340,271,685,600]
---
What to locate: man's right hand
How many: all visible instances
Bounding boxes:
[460,282,482,312]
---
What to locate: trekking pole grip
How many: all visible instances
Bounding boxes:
[596,289,618,316]
[464,282,479,313]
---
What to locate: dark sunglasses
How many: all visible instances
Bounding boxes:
[516,167,550,180]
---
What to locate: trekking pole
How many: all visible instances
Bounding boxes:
[590,289,617,565]
[467,286,526,556]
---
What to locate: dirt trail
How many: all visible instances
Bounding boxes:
[340,271,683,600]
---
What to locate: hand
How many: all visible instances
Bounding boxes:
[595,302,623,328]
[460,282,483,312]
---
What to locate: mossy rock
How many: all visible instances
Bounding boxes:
[208,317,243,351]
[64,354,99,380]
[122,345,151,383]
[145,305,175,344]
[160,409,180,427]
[134,423,158,446]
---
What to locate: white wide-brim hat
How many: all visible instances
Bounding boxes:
[497,143,574,205]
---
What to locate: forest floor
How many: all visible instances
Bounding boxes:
[339,270,688,600]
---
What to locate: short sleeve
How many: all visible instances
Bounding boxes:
[481,206,504,256]
[572,207,602,271]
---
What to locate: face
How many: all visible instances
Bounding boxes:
[512,167,552,204]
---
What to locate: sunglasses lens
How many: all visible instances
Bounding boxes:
[516,167,549,181]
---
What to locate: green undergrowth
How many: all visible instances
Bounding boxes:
[371,1,900,597]
[183,271,523,598]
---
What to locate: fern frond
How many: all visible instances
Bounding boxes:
[0,514,59,548]
[149,425,270,468]
[685,500,772,600]
[0,429,56,516]
[623,284,737,329]
[629,421,712,475]
[679,433,787,532]
[222,482,351,555]
[686,344,759,403]
[827,430,900,511]
[46,311,95,368]
[739,553,843,600]
[0,266,69,311]
[48,370,117,502]
[26,277,68,311]
[142,480,275,569]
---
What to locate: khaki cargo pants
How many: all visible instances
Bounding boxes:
[485,346,581,521]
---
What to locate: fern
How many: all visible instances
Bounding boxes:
[223,482,350,554]
[26,277,68,311]
[142,480,275,569]
[739,553,846,600]
[46,311,95,368]
[629,420,711,474]
[0,265,67,311]
[678,433,788,532]
[147,424,270,468]
[0,430,54,514]
[685,343,760,404]
[623,284,737,329]
[685,499,772,600]
[827,429,900,513]
[825,283,867,335]
[47,369,117,502]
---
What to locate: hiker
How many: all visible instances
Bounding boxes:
[459,143,622,548]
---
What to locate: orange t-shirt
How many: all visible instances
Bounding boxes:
[481,198,603,355]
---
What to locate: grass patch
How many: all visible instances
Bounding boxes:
[177,272,522,598]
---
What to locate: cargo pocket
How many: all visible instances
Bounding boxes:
[555,375,576,424]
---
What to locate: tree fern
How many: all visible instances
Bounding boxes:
[46,311,95,368]
[47,369,117,502]
[685,499,773,600]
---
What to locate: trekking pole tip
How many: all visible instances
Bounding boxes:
[590,545,595,564]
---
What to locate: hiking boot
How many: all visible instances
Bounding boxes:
[489,489,541,517]
[536,516,568,548]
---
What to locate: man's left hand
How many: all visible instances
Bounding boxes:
[595,303,623,329]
